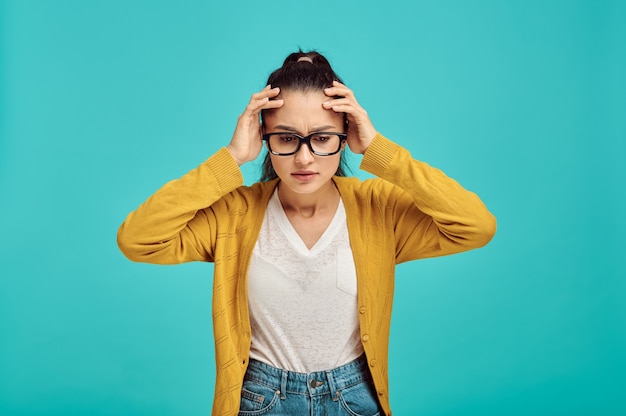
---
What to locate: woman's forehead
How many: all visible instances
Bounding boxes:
[264,90,343,129]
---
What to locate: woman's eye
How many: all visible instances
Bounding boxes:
[279,135,296,142]
[313,135,330,142]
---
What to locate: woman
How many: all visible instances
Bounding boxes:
[117,51,496,416]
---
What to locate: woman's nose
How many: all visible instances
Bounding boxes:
[294,143,314,164]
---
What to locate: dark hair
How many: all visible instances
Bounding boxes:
[259,50,350,182]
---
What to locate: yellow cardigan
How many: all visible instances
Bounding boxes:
[117,134,496,416]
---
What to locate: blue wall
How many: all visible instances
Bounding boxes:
[1,1,624,414]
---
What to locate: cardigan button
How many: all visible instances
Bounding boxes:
[359,306,366,314]
[369,359,376,367]
[362,334,370,342]
[378,388,385,396]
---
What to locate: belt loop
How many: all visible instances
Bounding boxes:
[280,369,287,400]
[326,369,340,402]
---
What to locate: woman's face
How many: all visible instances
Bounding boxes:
[263,90,345,197]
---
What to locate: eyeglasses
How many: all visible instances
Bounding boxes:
[262,132,347,156]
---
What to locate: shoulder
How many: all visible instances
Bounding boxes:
[333,176,407,207]
[212,179,278,211]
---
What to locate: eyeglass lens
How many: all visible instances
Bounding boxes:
[267,133,342,155]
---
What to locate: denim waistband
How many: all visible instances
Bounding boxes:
[244,355,371,397]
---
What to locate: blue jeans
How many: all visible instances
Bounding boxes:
[238,354,382,416]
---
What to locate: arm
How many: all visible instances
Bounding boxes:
[361,134,496,262]
[117,85,284,264]
[323,82,495,262]
[116,148,243,264]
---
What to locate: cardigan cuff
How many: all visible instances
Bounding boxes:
[359,133,401,177]
[205,147,244,194]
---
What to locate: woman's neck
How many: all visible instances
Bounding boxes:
[276,180,339,219]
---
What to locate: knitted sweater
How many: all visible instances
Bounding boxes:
[117,133,496,416]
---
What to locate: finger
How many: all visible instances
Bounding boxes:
[329,80,348,89]
[322,98,354,108]
[322,100,361,116]
[325,104,353,113]
[245,98,266,114]
[263,99,284,110]
[324,81,353,97]
[252,86,280,101]
[242,98,284,123]
[246,90,282,113]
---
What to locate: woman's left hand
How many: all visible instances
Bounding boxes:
[323,81,377,155]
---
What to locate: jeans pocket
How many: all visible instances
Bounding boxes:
[238,379,281,415]
[338,380,381,416]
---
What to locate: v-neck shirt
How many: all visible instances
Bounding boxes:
[247,189,363,373]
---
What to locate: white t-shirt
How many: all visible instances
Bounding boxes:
[247,189,363,373]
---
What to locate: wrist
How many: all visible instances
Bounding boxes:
[226,145,245,166]
[360,129,377,154]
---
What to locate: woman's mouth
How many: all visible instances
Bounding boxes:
[291,171,317,182]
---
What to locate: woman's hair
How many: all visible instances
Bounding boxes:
[259,50,350,182]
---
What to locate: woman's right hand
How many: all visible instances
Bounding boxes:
[227,85,283,166]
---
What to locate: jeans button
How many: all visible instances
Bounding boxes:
[310,379,323,388]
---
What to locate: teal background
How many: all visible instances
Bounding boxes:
[1,0,624,414]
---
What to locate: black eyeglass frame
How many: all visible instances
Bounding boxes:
[262,132,347,156]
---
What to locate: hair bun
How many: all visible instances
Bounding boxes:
[266,50,343,93]
[283,50,332,69]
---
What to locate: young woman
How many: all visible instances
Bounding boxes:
[117,51,496,416]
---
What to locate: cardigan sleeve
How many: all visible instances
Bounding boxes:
[360,134,496,263]
[117,147,244,264]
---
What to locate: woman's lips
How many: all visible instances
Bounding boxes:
[291,171,317,182]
